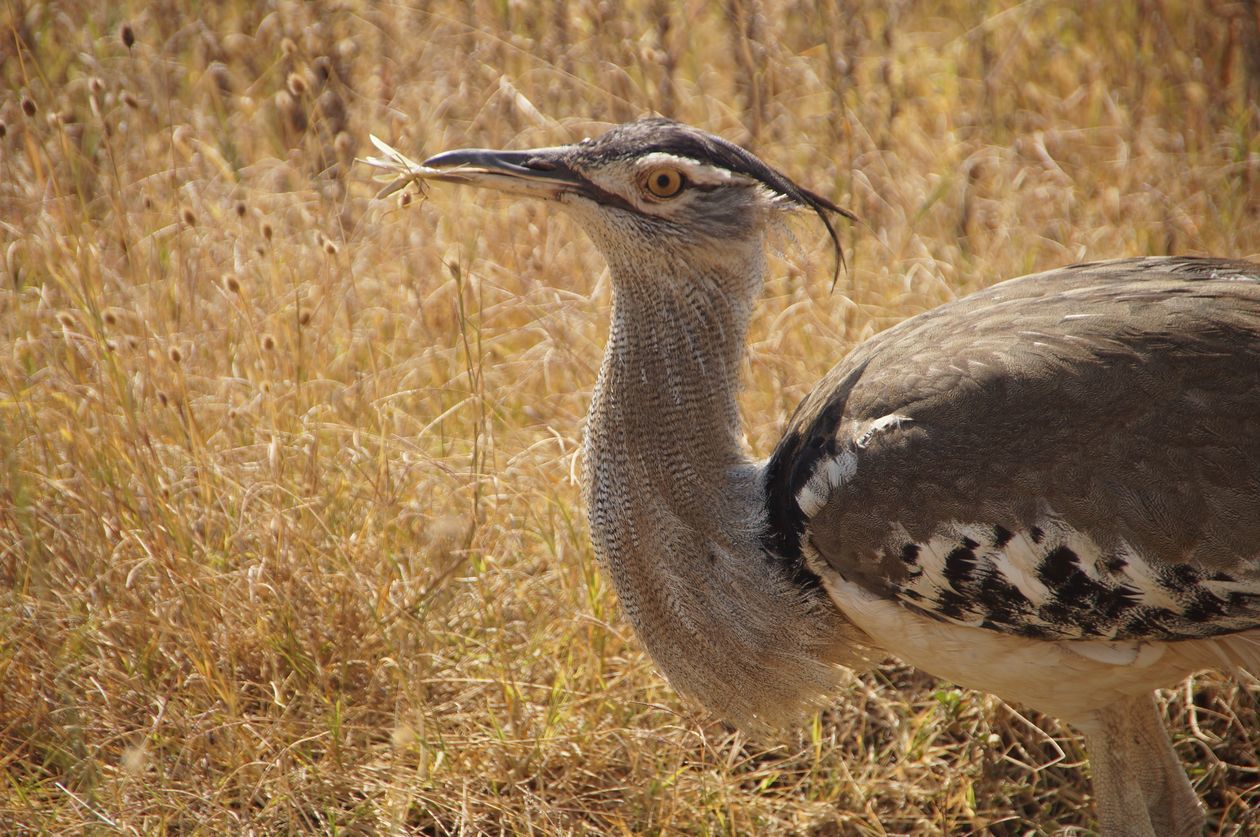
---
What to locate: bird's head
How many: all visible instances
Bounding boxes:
[422,118,852,289]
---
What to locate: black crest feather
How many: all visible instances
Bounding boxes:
[577,118,856,285]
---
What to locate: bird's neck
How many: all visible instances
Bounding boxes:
[586,269,754,524]
[581,253,852,725]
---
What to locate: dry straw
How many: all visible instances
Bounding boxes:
[1,2,1257,834]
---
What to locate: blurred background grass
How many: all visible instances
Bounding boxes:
[2,0,1258,832]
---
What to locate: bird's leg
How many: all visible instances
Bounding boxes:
[1076,692,1204,837]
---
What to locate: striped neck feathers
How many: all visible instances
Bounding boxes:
[579,251,854,726]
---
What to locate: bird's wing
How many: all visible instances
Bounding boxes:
[764,257,1260,642]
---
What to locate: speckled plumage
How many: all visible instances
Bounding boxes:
[770,257,1260,646]
[418,118,1260,836]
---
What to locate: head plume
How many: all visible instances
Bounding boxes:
[576,118,856,286]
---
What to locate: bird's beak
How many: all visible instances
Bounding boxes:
[421,146,582,201]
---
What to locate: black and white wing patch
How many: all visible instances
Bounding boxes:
[880,516,1260,641]
[764,257,1260,645]
[773,435,1260,643]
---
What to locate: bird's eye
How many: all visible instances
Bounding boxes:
[644,168,685,198]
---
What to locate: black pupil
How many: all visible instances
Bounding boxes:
[657,174,672,189]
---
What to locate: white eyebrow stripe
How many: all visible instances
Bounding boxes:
[635,152,740,186]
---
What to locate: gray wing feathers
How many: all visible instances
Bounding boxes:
[775,257,1260,642]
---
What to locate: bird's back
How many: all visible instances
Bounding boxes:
[766,256,1260,645]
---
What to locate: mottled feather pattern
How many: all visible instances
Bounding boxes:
[580,245,863,727]
[767,256,1260,647]
[888,517,1260,640]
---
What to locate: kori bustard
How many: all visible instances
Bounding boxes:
[366,118,1260,835]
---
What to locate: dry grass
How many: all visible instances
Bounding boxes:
[2,0,1259,833]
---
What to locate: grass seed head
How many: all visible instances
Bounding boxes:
[21,96,36,117]
[208,62,231,94]
[391,724,417,749]
[222,32,250,58]
[334,130,352,160]
[314,55,334,83]
[121,745,148,776]
[275,91,306,132]
[120,23,135,49]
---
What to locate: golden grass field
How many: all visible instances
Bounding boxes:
[3,0,1259,832]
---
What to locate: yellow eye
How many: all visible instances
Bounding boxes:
[644,167,684,198]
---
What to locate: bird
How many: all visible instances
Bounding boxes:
[386,117,1260,836]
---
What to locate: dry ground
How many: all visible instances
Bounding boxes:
[2,0,1259,833]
